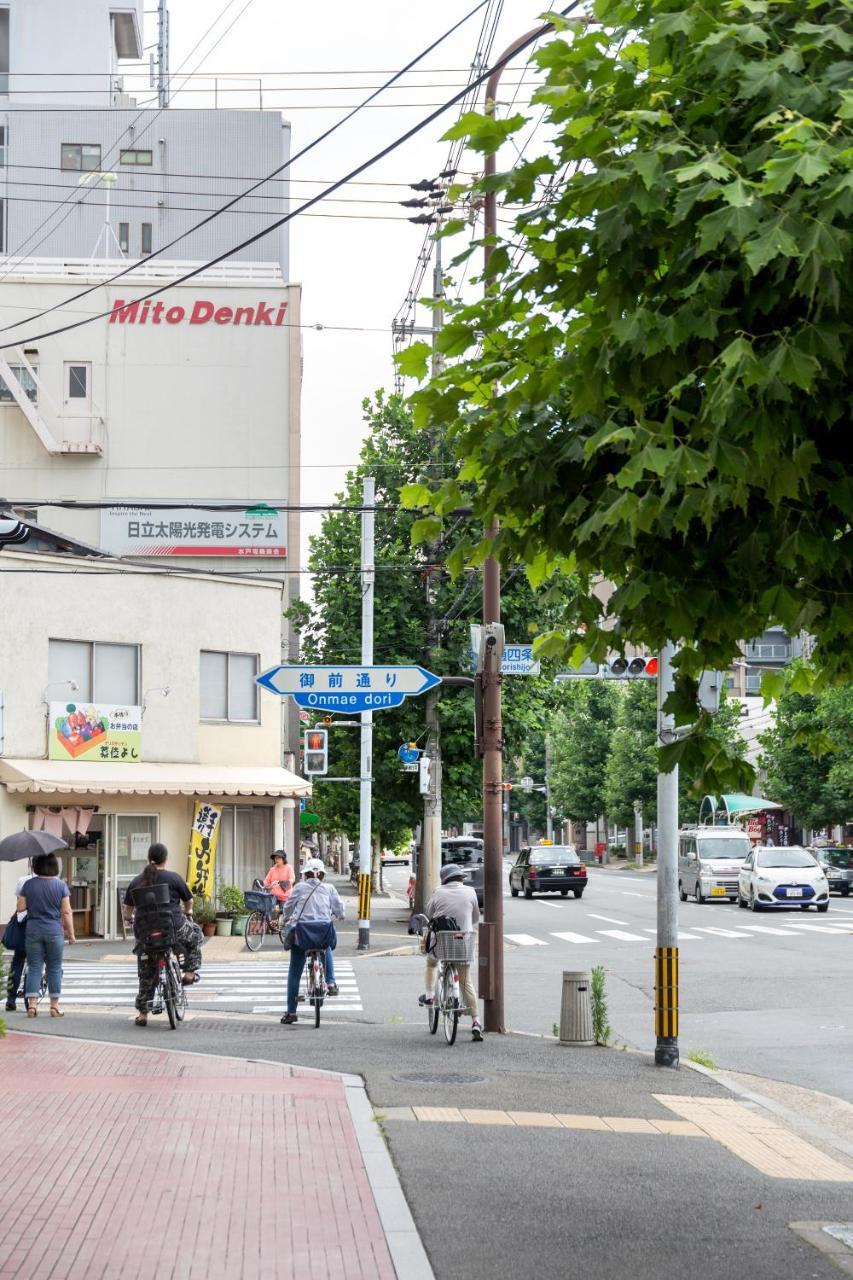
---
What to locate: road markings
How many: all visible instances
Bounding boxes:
[782,922,848,935]
[550,931,595,945]
[738,924,799,936]
[691,927,754,939]
[586,913,629,925]
[390,1107,705,1136]
[505,934,549,946]
[642,928,703,941]
[596,929,647,942]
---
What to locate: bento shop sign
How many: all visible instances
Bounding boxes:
[108,298,288,327]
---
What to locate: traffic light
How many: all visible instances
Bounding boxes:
[419,755,431,796]
[601,656,658,679]
[303,728,328,776]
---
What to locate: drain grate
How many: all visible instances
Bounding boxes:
[189,1019,282,1036]
[393,1071,487,1086]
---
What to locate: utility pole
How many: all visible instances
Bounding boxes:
[357,477,375,950]
[634,798,644,867]
[480,30,541,1035]
[545,735,554,842]
[156,0,170,108]
[655,641,679,1067]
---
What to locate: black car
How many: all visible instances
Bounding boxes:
[819,847,853,897]
[510,845,587,899]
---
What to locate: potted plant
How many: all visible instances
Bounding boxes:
[217,885,246,936]
[194,897,217,938]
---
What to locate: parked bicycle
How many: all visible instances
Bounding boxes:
[244,887,284,951]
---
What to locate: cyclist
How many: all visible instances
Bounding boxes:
[313,860,343,996]
[263,850,295,909]
[279,860,344,1025]
[124,843,203,1027]
[420,863,483,1042]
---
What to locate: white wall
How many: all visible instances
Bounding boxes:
[6,0,143,104]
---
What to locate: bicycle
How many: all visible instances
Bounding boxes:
[17,959,49,1008]
[421,927,476,1046]
[138,932,188,1030]
[244,888,283,952]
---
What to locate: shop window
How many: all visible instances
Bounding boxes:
[141,222,152,255]
[0,363,38,403]
[119,148,153,166]
[60,143,102,172]
[200,650,259,723]
[118,222,129,255]
[49,639,140,704]
[215,805,273,892]
[116,815,158,882]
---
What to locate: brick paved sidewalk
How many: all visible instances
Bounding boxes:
[0,1033,413,1280]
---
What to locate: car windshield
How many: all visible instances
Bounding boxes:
[442,844,482,866]
[696,836,751,860]
[756,848,817,869]
[530,847,579,866]
[823,850,852,869]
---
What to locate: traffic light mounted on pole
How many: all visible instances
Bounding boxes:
[303,728,328,777]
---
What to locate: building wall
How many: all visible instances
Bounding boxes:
[4,0,143,105]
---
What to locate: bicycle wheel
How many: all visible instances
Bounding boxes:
[169,953,187,1023]
[162,957,178,1029]
[441,966,459,1045]
[278,916,292,949]
[427,964,439,1034]
[245,911,265,952]
[310,953,325,1028]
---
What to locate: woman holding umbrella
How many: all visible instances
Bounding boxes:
[1,829,69,1013]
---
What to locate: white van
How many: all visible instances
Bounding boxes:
[678,826,752,903]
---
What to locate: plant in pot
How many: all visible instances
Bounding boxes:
[193,896,217,938]
[217,885,247,936]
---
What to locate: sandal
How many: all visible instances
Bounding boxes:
[135,1014,148,1026]
[49,1006,64,1018]
[26,1000,37,1018]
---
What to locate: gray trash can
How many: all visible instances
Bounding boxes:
[559,970,594,1046]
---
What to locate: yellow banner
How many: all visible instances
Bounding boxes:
[187,801,222,899]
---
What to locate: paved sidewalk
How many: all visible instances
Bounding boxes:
[0,1032,430,1280]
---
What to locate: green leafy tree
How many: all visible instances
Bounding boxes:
[549,682,619,824]
[603,683,658,828]
[401,0,853,792]
[761,680,853,829]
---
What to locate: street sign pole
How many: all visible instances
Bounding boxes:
[358,476,375,951]
[655,640,679,1068]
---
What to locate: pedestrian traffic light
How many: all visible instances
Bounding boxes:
[303,728,328,776]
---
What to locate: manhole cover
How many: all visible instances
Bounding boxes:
[393,1071,487,1085]
[189,1019,281,1035]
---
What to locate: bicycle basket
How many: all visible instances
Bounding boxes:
[135,906,177,950]
[244,889,276,916]
[434,931,475,963]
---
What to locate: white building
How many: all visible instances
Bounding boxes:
[0,545,309,939]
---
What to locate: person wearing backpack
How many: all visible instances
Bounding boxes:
[419,863,483,1042]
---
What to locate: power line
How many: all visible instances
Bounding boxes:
[0,0,491,336]
[0,192,412,218]
[0,78,536,95]
[0,4,576,352]
[0,160,480,187]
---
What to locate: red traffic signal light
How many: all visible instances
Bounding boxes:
[644,657,659,676]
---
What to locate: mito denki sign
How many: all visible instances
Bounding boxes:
[108,297,289,327]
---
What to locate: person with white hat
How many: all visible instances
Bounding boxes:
[420,862,483,1041]
[312,860,344,995]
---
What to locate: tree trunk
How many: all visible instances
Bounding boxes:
[371,833,383,895]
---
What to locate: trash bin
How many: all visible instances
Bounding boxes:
[559,970,594,1046]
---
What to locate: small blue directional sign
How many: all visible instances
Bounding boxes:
[257,664,440,714]
[397,743,420,764]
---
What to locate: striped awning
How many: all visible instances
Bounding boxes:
[0,759,310,799]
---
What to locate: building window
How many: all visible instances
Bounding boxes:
[119,149,153,166]
[0,363,38,403]
[200,651,259,723]
[140,222,152,255]
[49,640,140,704]
[68,364,88,398]
[60,143,102,172]
[118,222,129,255]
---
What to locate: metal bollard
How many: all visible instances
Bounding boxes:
[559,970,595,1046]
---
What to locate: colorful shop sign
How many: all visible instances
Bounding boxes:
[100,504,286,558]
[49,702,142,762]
[186,802,222,899]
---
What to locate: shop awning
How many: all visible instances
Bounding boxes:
[0,759,311,799]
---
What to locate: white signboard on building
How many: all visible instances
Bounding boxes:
[100,505,286,558]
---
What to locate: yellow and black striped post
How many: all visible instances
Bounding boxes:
[357,871,372,936]
[654,946,679,1065]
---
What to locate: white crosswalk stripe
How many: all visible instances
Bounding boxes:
[500,916,850,948]
[54,961,364,1013]
[596,929,647,942]
[506,934,549,946]
[550,931,595,945]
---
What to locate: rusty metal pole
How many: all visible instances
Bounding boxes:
[480,28,545,1035]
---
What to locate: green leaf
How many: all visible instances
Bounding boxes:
[675,154,730,183]
[743,219,800,273]
[697,203,758,252]
[762,147,834,192]
[441,110,528,154]
[410,517,442,544]
[393,341,431,379]
[399,483,433,510]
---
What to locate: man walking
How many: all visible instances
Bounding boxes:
[420,863,483,1041]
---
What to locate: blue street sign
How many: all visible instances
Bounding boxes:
[398,743,420,764]
[256,664,440,714]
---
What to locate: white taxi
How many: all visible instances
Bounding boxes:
[737,845,829,912]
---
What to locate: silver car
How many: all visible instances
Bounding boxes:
[441,837,484,908]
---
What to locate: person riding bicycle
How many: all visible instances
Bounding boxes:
[420,863,483,1042]
[313,860,344,996]
[263,850,295,908]
[124,843,204,1028]
[279,860,344,1025]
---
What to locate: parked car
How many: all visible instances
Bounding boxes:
[509,844,587,899]
[381,846,410,866]
[816,847,853,897]
[737,845,830,912]
[678,826,752,903]
[441,837,484,908]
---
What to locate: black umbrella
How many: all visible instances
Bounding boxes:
[0,830,68,863]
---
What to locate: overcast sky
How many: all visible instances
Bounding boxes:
[160,0,552,565]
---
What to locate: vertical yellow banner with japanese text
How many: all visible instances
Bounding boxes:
[187,801,222,899]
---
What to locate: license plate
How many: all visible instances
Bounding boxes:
[786,887,803,897]
[710,887,727,897]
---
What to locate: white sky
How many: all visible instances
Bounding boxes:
[159,0,552,564]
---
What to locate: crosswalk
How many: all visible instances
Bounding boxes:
[506,914,853,948]
[55,960,363,1014]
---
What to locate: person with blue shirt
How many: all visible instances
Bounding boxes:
[279,860,344,1025]
[17,852,75,1017]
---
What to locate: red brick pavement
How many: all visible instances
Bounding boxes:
[0,1033,397,1280]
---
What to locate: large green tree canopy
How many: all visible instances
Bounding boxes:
[400,0,852,787]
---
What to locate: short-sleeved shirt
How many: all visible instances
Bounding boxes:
[125,869,192,926]
[264,863,295,902]
[21,876,69,939]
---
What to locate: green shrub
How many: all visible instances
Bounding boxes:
[590,965,611,1046]
[217,885,245,915]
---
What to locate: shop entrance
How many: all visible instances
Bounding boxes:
[55,815,106,939]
